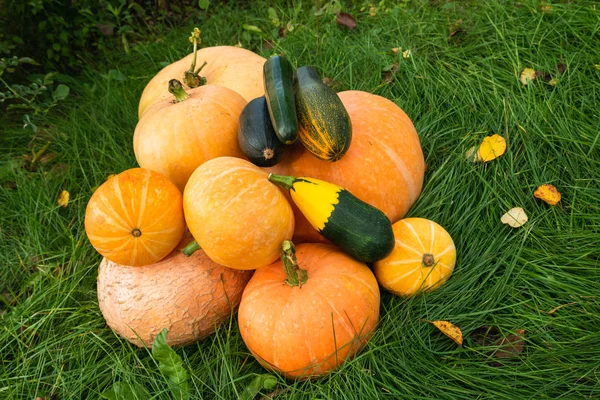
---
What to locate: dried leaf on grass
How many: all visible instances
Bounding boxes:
[57,190,69,208]
[465,146,482,162]
[520,68,536,85]
[336,12,357,29]
[534,184,561,206]
[382,63,399,84]
[478,134,506,162]
[470,326,525,362]
[428,320,463,346]
[501,207,528,228]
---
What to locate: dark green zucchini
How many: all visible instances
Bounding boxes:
[263,55,298,144]
[295,66,352,162]
[238,96,290,167]
[268,173,394,263]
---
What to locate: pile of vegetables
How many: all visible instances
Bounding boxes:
[84,29,457,380]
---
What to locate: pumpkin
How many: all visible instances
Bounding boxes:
[238,241,380,379]
[133,81,247,192]
[138,46,266,118]
[373,218,456,296]
[183,157,295,270]
[85,168,185,267]
[97,232,253,347]
[267,90,425,243]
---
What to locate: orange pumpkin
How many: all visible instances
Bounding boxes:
[373,218,456,296]
[85,168,185,267]
[238,241,380,379]
[183,157,294,270]
[97,232,253,347]
[133,82,247,192]
[267,90,425,243]
[138,46,266,118]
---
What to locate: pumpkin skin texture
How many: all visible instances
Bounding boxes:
[97,232,253,347]
[267,90,425,243]
[133,84,247,192]
[85,168,185,267]
[183,157,295,270]
[138,46,266,118]
[238,242,380,379]
[373,218,456,297]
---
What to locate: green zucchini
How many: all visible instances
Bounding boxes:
[263,55,298,144]
[295,66,352,162]
[268,173,394,263]
[238,96,290,167]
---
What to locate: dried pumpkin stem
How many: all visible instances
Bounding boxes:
[182,240,201,257]
[268,173,296,190]
[281,240,307,288]
[168,79,190,102]
[422,253,435,267]
[183,27,207,88]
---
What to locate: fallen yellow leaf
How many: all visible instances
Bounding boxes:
[534,184,561,206]
[595,64,600,71]
[501,207,528,228]
[478,134,506,162]
[548,78,558,86]
[402,49,412,59]
[57,190,69,208]
[391,47,399,54]
[520,68,536,85]
[429,320,463,346]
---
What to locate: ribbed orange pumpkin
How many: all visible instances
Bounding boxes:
[84,168,185,267]
[183,157,295,270]
[133,83,247,192]
[267,90,425,243]
[97,232,253,347]
[238,242,380,379]
[373,218,456,296]
[138,46,266,118]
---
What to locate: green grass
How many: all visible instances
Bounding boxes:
[1,0,600,398]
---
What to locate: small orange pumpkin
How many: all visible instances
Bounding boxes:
[97,232,253,347]
[84,168,185,267]
[183,157,294,270]
[238,241,380,379]
[138,46,265,118]
[133,81,247,191]
[373,218,456,296]
[267,90,425,243]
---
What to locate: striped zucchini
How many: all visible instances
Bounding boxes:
[268,173,394,263]
[263,55,298,144]
[295,66,352,162]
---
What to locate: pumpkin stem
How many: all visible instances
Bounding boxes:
[182,240,201,257]
[281,240,307,288]
[268,173,296,190]
[422,253,435,267]
[183,27,207,88]
[168,79,190,102]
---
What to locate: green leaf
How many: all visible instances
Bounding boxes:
[52,84,70,101]
[18,57,40,66]
[198,0,210,10]
[152,329,190,400]
[240,374,278,400]
[243,24,264,34]
[100,381,151,400]
[107,69,126,81]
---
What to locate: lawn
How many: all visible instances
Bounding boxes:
[1,1,599,399]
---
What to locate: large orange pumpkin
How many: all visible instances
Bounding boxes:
[267,90,425,243]
[84,168,185,267]
[133,82,247,192]
[97,232,253,347]
[183,157,295,270]
[373,218,456,296]
[238,241,380,379]
[138,46,266,118]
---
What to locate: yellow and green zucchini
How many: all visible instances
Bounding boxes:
[295,66,352,162]
[268,173,394,263]
[238,96,289,167]
[263,55,298,144]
